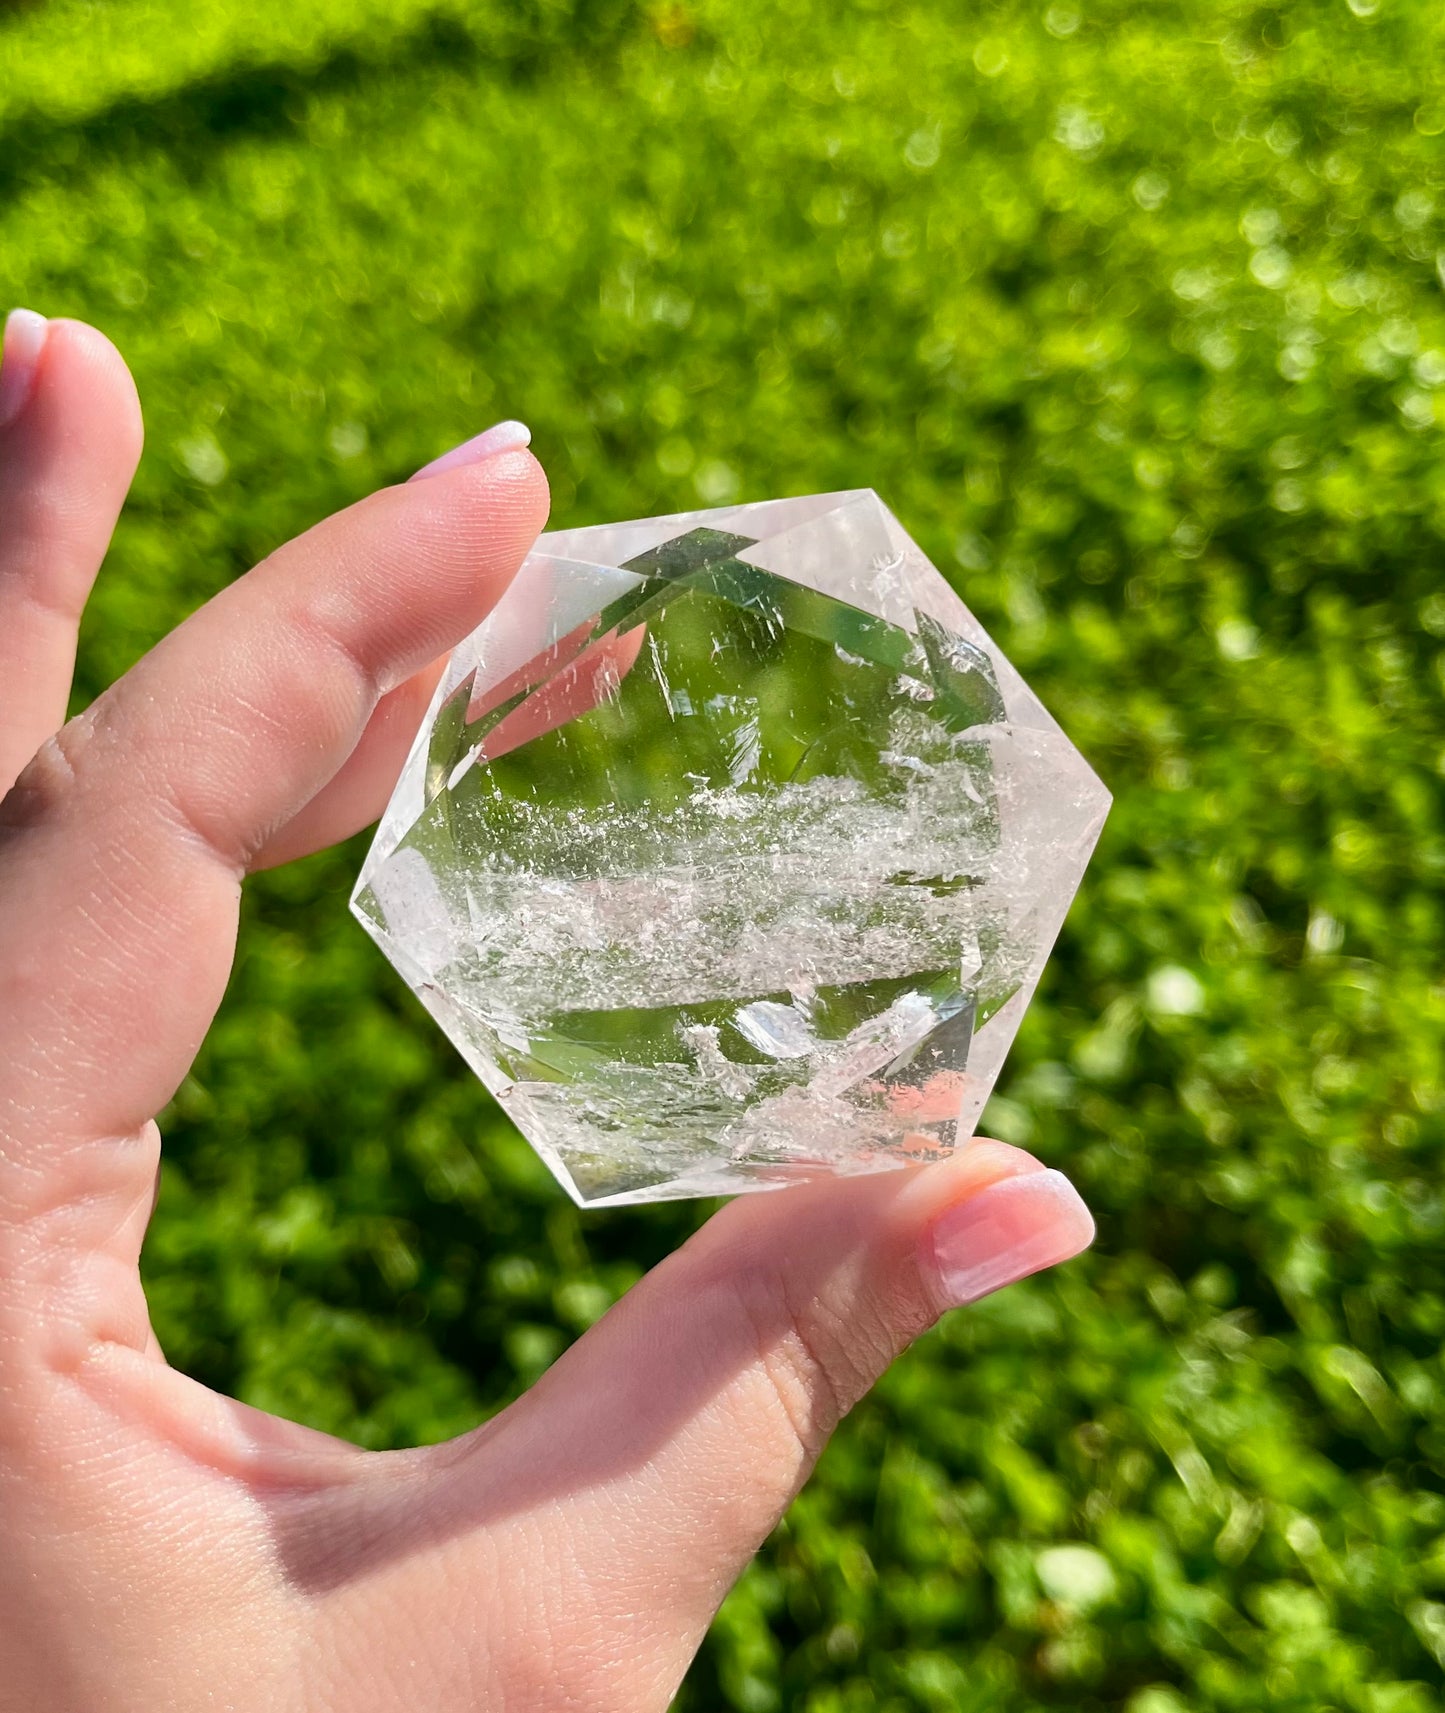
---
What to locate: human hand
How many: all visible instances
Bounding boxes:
[0,313,1095,1712]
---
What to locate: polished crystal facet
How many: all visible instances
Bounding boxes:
[353,491,1110,1207]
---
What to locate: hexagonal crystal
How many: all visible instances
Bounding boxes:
[353,491,1109,1206]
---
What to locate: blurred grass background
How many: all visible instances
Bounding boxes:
[3,0,1444,1705]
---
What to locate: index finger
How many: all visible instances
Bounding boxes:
[0,449,549,1243]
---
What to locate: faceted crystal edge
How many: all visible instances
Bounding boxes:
[352,550,647,901]
[537,488,877,570]
[350,897,602,1206]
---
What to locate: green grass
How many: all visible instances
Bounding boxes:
[3,0,1444,1705]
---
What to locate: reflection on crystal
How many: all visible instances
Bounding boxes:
[354,490,1110,1206]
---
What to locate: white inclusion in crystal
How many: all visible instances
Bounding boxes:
[812,990,939,1096]
[352,488,1111,1208]
[727,712,763,785]
[648,632,675,716]
[682,1023,755,1099]
[878,748,934,777]
[733,1000,815,1060]
[366,845,456,977]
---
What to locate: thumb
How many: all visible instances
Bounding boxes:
[431,1140,1093,1706]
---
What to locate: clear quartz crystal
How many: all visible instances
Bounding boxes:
[353,490,1110,1207]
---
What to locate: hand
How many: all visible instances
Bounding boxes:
[0,313,1096,1712]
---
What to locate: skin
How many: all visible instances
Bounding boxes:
[0,318,1094,1712]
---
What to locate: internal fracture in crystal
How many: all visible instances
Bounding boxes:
[353,490,1109,1206]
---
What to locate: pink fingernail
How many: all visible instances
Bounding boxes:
[0,309,49,429]
[928,1169,1095,1308]
[409,419,532,482]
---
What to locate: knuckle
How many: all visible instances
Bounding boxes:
[727,1258,932,1468]
[286,594,385,707]
[0,716,92,838]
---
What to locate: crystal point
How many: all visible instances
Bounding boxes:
[354,491,1109,1206]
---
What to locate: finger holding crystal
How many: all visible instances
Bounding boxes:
[0,453,549,1299]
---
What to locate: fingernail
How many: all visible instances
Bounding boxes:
[409,419,532,482]
[0,309,49,429]
[929,1169,1095,1308]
